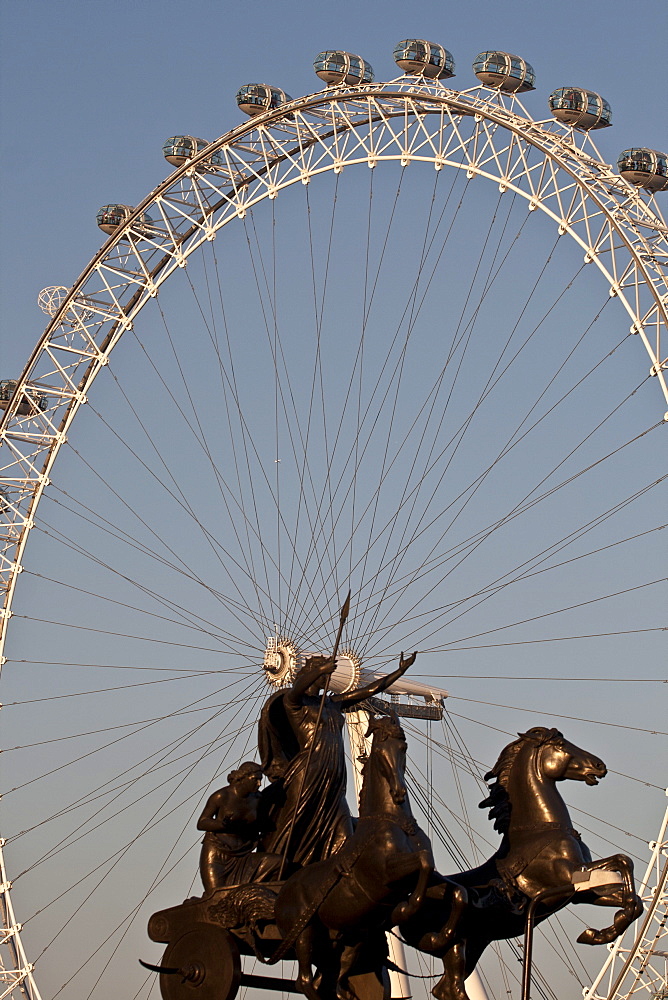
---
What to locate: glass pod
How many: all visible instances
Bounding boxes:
[163,136,223,168]
[0,380,48,416]
[313,51,374,86]
[96,205,152,236]
[393,39,455,80]
[236,84,292,117]
[617,149,668,193]
[549,89,611,130]
[96,204,135,235]
[473,51,535,93]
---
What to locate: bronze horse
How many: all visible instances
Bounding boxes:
[273,715,439,1000]
[401,727,643,1000]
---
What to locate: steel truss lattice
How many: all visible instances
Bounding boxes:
[584,798,668,1000]
[0,844,38,999]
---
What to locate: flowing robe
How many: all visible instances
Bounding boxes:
[198,785,283,892]
[258,691,353,867]
[200,828,282,891]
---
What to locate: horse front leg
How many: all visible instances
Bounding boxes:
[391,849,434,924]
[574,854,643,945]
[432,941,469,1000]
[293,925,323,1000]
[336,940,365,1000]
[421,884,468,953]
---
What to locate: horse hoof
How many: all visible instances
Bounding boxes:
[577,928,598,945]
[431,984,468,1000]
[297,977,321,1000]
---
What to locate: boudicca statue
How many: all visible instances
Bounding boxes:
[144,635,641,1000]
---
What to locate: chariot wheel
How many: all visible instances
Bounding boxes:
[160,926,241,1000]
[0,43,666,1000]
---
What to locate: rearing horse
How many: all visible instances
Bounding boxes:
[273,715,436,1000]
[401,727,643,1000]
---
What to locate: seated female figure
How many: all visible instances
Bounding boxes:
[198,761,283,893]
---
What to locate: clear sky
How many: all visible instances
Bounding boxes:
[0,3,666,1000]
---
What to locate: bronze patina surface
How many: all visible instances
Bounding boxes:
[258,650,417,867]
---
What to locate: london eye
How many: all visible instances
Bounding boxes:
[0,40,666,1000]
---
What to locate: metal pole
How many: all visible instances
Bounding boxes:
[522,885,574,1000]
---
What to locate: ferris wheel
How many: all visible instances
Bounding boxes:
[0,40,666,1000]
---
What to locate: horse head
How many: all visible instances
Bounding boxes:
[517,726,607,786]
[361,713,408,808]
[480,726,607,833]
[365,711,404,741]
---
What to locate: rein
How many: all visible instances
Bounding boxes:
[358,812,418,837]
[509,821,579,836]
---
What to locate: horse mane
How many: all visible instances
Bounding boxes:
[479,726,564,834]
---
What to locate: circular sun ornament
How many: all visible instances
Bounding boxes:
[263,636,302,688]
[334,648,362,694]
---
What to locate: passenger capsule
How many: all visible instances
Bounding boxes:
[235,84,292,117]
[393,39,455,79]
[617,149,668,193]
[0,380,48,416]
[313,51,374,86]
[473,51,535,93]
[549,88,611,130]
[162,136,223,168]
[96,204,153,237]
[96,204,134,235]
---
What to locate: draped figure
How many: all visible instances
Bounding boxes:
[258,652,416,868]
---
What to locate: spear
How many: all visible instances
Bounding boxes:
[330,588,351,666]
[277,590,351,879]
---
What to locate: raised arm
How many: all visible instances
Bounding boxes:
[334,651,417,707]
[285,656,336,708]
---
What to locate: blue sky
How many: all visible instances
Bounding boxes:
[0,3,666,1000]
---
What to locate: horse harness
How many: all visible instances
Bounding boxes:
[270,812,420,962]
[496,822,582,882]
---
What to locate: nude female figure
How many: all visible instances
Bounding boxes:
[197,761,283,892]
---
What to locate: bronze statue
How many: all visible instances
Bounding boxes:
[145,721,641,1000]
[258,650,417,867]
[197,761,283,892]
[144,583,641,1000]
[272,714,438,1000]
[400,727,643,1000]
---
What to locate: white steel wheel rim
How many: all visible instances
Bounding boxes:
[0,79,666,1000]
